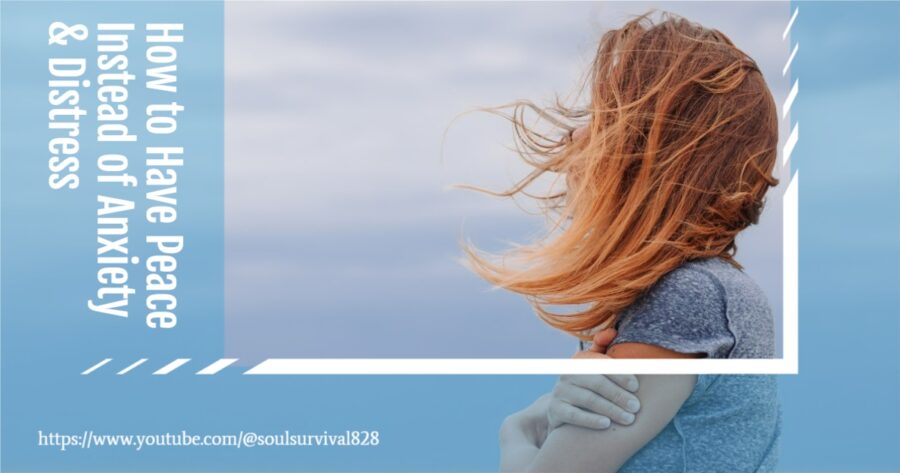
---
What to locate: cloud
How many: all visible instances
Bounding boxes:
[224,2,791,357]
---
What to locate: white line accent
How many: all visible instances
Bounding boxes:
[196,358,238,375]
[81,358,112,375]
[783,172,800,373]
[243,358,799,375]
[782,79,799,120]
[780,6,799,373]
[782,7,799,40]
[153,358,191,375]
[117,358,147,375]
[783,122,799,167]
[783,42,799,77]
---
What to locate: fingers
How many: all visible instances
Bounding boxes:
[607,374,640,393]
[590,328,618,353]
[592,328,617,348]
[551,379,637,425]
[568,375,641,418]
[547,397,612,431]
[554,383,635,426]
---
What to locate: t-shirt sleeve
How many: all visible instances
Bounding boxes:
[609,266,735,358]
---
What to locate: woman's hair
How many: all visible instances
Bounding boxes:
[465,12,779,338]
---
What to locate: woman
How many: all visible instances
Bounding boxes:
[466,13,780,472]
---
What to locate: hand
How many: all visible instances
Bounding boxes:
[548,329,641,430]
[571,327,617,359]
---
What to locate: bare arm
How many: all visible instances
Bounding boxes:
[523,374,696,473]
[499,395,550,473]
[500,342,701,473]
[500,372,641,473]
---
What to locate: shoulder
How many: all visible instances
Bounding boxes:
[624,259,729,326]
[611,258,735,358]
[650,257,769,317]
[691,258,775,358]
[649,259,728,304]
[689,257,768,302]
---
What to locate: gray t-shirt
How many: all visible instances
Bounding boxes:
[601,258,781,473]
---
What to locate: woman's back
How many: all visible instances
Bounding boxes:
[607,258,780,472]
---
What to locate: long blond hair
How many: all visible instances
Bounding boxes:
[464,12,779,339]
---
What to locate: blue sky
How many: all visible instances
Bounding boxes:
[223,2,791,359]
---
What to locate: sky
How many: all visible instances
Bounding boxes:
[223,2,791,359]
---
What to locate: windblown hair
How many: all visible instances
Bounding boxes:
[465,12,779,338]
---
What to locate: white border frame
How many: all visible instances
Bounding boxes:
[82,8,801,377]
[243,7,802,376]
